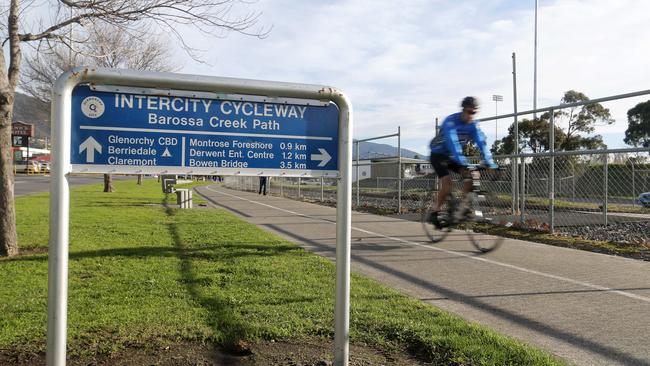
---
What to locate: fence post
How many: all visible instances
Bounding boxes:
[321,177,324,201]
[298,177,301,198]
[508,156,518,216]
[603,154,609,226]
[356,141,360,206]
[397,126,402,214]
[572,162,576,200]
[549,109,555,234]
[512,52,521,221]
[521,159,526,224]
[632,163,636,207]
[280,177,284,197]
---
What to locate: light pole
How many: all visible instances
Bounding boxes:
[492,94,503,141]
[533,0,538,120]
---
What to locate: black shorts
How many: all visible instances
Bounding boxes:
[430,153,464,178]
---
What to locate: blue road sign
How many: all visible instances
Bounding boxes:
[70,85,340,176]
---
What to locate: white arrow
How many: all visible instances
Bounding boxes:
[79,136,102,163]
[310,148,331,167]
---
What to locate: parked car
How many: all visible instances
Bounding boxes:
[14,160,40,174]
[638,192,650,208]
[38,161,51,173]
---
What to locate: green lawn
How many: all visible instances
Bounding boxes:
[0,179,564,365]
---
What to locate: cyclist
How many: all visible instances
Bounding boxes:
[429,96,497,228]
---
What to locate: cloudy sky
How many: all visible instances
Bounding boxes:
[166,0,650,155]
[14,0,650,155]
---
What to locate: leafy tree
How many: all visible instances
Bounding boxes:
[556,90,613,151]
[491,91,612,155]
[624,100,650,147]
[491,116,565,155]
[0,0,268,257]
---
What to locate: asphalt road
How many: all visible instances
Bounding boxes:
[13,174,135,196]
[196,185,650,366]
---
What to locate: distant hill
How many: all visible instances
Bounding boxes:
[353,141,425,160]
[13,93,50,138]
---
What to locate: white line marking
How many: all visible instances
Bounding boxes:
[204,186,650,305]
[79,125,334,141]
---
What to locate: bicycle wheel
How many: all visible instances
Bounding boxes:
[420,191,453,243]
[463,190,513,253]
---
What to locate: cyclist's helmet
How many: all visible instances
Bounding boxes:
[461,96,478,109]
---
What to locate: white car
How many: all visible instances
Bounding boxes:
[38,161,51,173]
[14,160,40,174]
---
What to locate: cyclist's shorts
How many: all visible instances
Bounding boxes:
[430,153,463,178]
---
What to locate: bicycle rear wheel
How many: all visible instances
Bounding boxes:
[464,190,513,253]
[420,191,452,243]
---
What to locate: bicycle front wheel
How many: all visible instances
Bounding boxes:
[464,190,513,253]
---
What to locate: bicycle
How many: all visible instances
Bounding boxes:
[420,165,513,253]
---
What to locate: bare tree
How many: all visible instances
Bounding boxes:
[21,22,178,102]
[0,0,268,257]
[21,22,179,192]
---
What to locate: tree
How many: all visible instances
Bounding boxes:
[624,100,650,148]
[21,22,178,192]
[556,90,613,151]
[0,0,268,257]
[463,142,481,157]
[21,23,177,103]
[491,90,612,155]
[491,115,565,155]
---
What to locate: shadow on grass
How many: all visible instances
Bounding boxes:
[1,242,297,264]
[161,202,257,350]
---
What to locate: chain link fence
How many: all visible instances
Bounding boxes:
[223,149,650,245]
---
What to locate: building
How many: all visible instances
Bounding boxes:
[352,159,372,182]
[369,157,431,179]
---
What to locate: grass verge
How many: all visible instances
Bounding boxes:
[1,179,564,365]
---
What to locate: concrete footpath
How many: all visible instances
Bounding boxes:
[195,185,650,366]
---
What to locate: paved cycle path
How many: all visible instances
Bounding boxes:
[195,185,650,366]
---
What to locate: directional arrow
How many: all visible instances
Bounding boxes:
[79,136,102,163]
[161,147,172,157]
[310,148,331,167]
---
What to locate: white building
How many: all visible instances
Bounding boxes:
[352,159,372,182]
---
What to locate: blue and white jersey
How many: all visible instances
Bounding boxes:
[430,112,493,166]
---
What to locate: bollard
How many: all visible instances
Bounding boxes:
[175,189,192,209]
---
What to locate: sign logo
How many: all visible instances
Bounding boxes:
[81,96,105,118]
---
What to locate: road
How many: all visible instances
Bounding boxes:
[13,174,135,196]
[196,185,650,366]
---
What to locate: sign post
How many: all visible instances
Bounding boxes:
[48,68,352,366]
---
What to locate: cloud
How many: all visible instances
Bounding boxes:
[163,0,650,152]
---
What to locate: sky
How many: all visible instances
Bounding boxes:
[167,0,650,155]
[13,0,650,155]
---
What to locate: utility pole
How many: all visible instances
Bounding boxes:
[533,0,539,121]
[512,52,519,218]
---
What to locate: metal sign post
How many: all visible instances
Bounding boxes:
[48,67,353,366]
